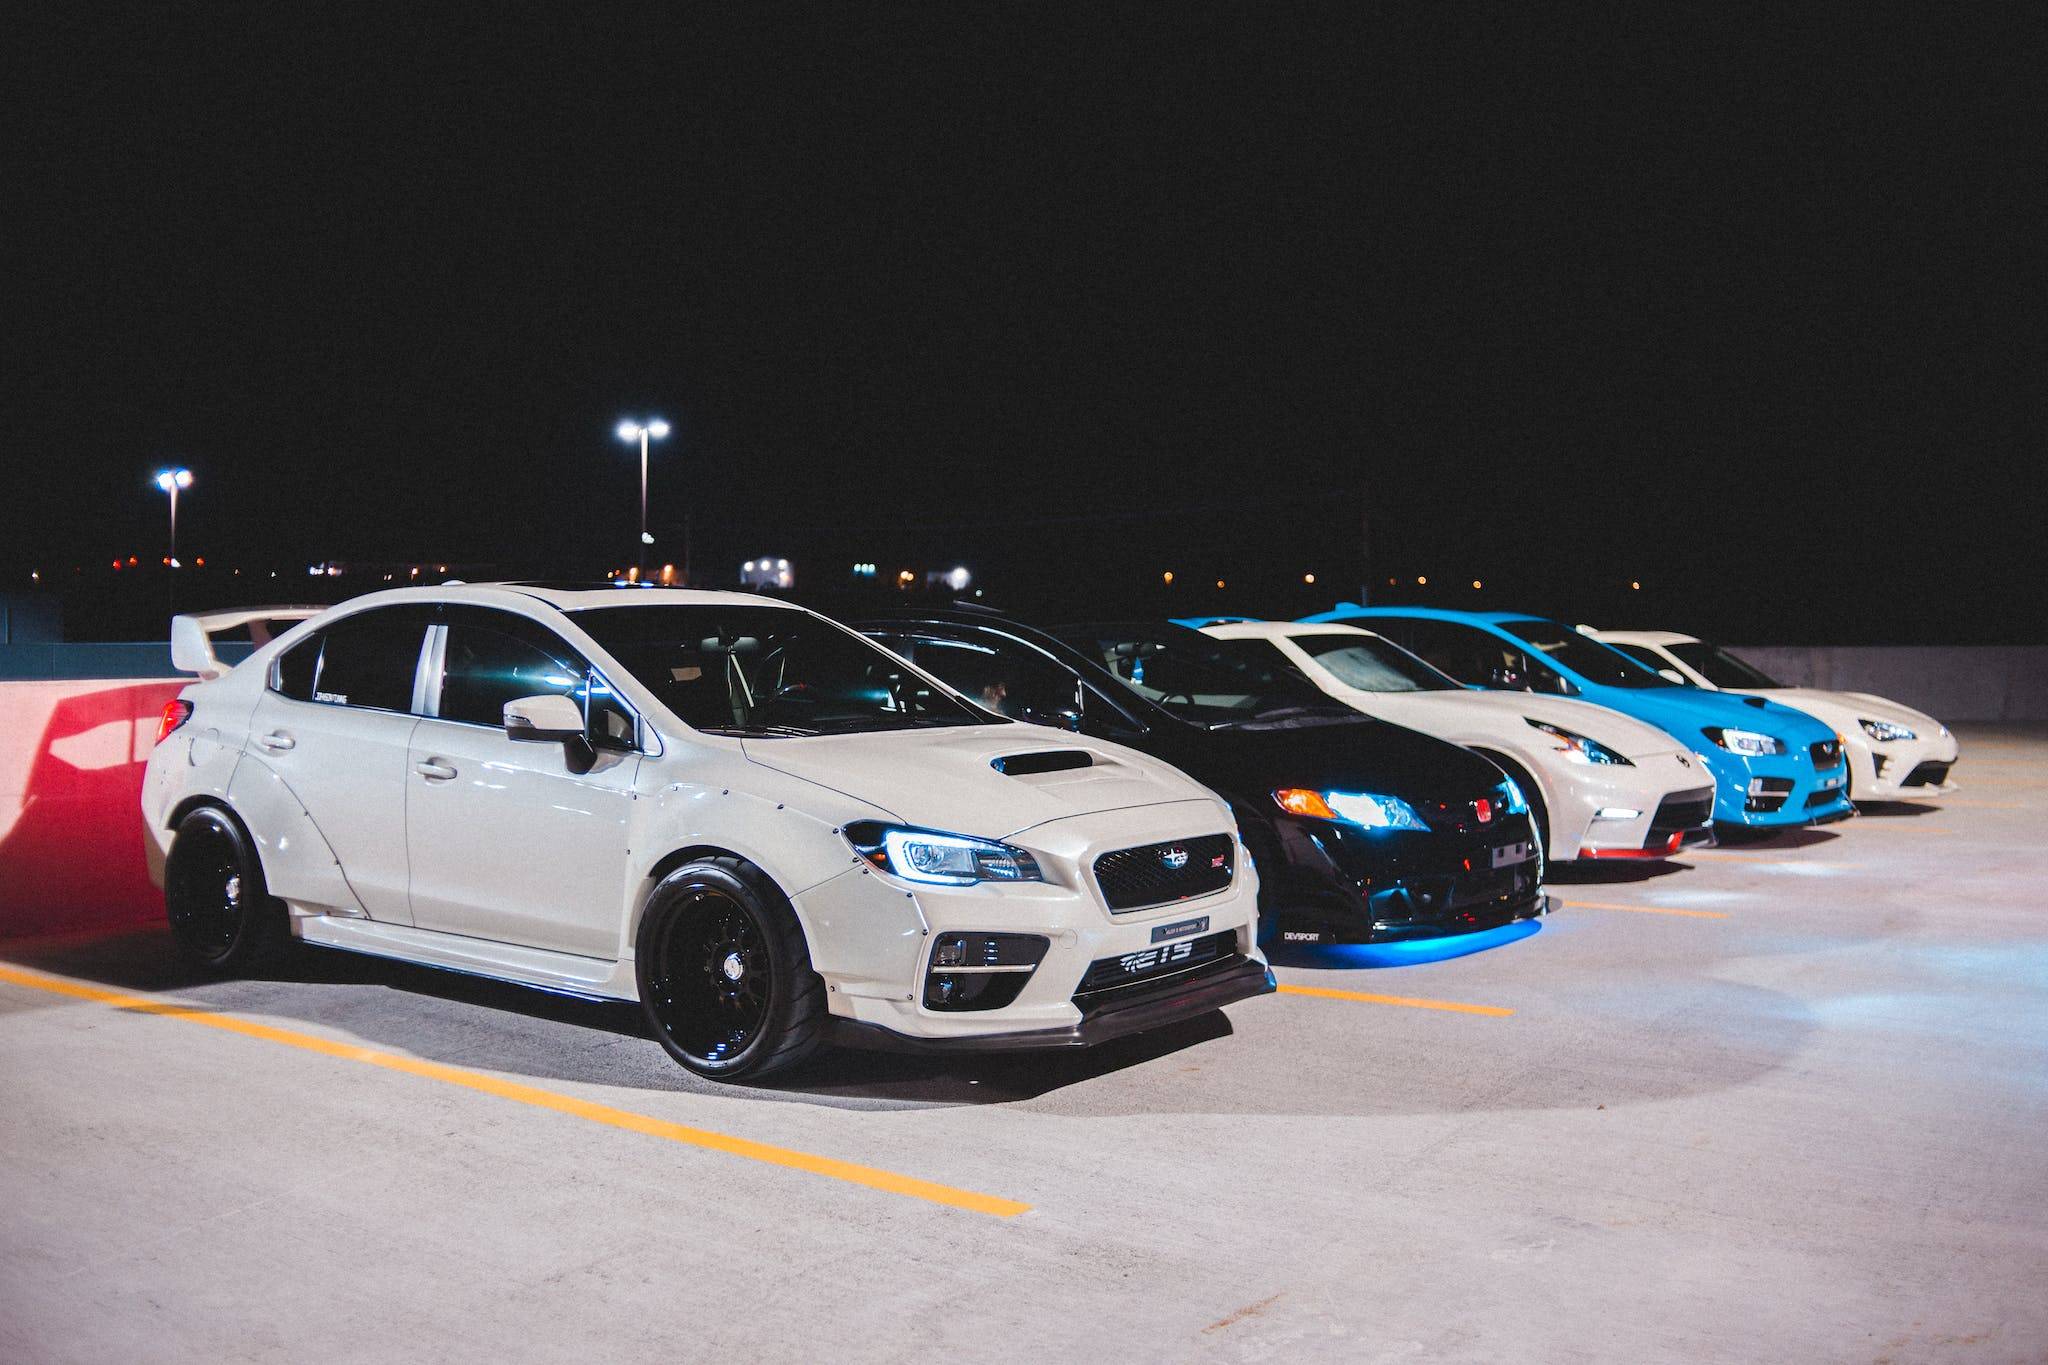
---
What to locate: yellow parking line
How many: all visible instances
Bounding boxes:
[1561,900,1730,919]
[0,963,1029,1219]
[1275,982,1513,1017]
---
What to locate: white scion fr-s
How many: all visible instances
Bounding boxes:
[1590,630,1960,802]
[1201,621,1717,860]
[142,585,1270,1079]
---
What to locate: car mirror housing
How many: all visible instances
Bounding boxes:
[503,693,586,742]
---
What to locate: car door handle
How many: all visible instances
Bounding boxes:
[415,759,457,781]
[255,732,295,751]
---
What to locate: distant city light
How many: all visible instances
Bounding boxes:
[1215,579,1226,589]
[943,565,970,591]
[853,562,877,576]
[1303,573,1315,585]
[617,418,670,571]
[1630,580,1642,590]
[153,468,193,492]
[1417,575,1428,585]
[1472,579,1482,589]
[1163,571,1175,584]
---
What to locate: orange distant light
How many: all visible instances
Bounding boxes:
[1274,788,1337,820]
[1416,575,1428,586]
[1471,579,1482,589]
[1162,571,1174,584]
[1303,573,1316,585]
[1630,580,1642,590]
[1215,579,1226,589]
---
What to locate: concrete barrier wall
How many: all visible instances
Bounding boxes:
[1726,646,2048,723]
[0,678,183,938]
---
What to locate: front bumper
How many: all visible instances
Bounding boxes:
[1848,732,1962,800]
[1697,745,1854,827]
[827,955,1275,1053]
[797,803,1268,1045]
[1547,753,1717,860]
[1253,810,1546,945]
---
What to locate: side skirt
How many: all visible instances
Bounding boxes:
[295,915,638,1002]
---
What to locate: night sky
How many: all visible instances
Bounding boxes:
[8,6,2042,641]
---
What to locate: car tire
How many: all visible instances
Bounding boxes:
[164,806,287,972]
[635,856,826,1081]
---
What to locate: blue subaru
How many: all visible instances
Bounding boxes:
[1301,606,1853,829]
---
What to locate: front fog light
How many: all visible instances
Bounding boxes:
[1595,806,1642,821]
[923,933,1049,1012]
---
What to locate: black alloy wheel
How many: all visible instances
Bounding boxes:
[635,857,826,1081]
[164,806,284,971]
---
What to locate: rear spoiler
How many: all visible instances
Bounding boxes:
[171,606,324,679]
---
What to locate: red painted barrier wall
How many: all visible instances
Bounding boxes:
[0,679,183,939]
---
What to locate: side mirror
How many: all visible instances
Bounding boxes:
[504,693,585,742]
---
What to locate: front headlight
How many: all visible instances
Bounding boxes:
[1274,788,1429,831]
[1859,718,1916,743]
[1702,726,1786,757]
[842,821,1042,886]
[1525,717,1632,765]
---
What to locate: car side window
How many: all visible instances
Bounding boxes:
[440,624,584,728]
[437,610,639,750]
[309,610,429,712]
[273,634,321,701]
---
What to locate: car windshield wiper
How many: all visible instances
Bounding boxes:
[698,723,821,738]
[1247,704,1357,722]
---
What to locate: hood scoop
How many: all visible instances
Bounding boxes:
[1743,696,1770,709]
[991,749,1094,776]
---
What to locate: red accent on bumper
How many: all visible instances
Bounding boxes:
[1581,830,1687,861]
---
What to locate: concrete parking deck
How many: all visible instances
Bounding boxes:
[3,725,2044,1363]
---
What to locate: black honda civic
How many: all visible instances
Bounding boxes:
[855,609,1547,944]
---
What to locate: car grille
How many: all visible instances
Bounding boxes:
[1415,795,1511,837]
[1074,929,1237,997]
[1903,760,1951,788]
[1647,789,1715,844]
[1811,740,1842,770]
[1093,834,1234,912]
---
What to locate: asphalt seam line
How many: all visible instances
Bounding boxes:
[0,962,1030,1219]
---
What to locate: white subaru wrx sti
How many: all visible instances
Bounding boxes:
[142,585,1270,1079]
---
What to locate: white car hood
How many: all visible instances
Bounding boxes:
[1739,688,1945,737]
[1331,687,1685,760]
[739,725,1213,841]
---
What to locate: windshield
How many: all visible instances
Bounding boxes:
[1501,618,1677,689]
[1670,641,1783,689]
[1056,623,1357,727]
[573,605,986,735]
[1290,632,1461,693]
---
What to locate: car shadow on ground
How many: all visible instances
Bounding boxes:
[1698,826,1844,851]
[0,924,1233,1110]
[1546,859,1691,887]
[1852,800,1945,819]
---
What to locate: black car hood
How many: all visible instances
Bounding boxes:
[1158,715,1505,808]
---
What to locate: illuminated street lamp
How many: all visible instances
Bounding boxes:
[615,418,670,571]
[154,468,193,568]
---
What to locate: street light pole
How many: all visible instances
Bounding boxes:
[155,467,193,617]
[616,419,671,576]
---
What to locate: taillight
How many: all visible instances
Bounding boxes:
[155,700,194,746]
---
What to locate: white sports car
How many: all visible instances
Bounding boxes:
[142,584,1270,1079]
[1590,630,1960,801]
[1198,621,1716,862]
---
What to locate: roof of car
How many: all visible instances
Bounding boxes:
[1301,604,1545,627]
[331,582,800,614]
[1588,629,1700,647]
[1200,620,1378,641]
